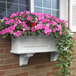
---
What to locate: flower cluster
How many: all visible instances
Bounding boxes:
[0,10,68,37]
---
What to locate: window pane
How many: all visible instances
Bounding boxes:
[19,0,30,5]
[7,4,18,17]
[7,0,18,3]
[19,5,29,12]
[0,13,6,18]
[43,9,51,14]
[43,0,51,8]
[51,11,59,17]
[34,7,42,13]
[0,3,6,18]
[34,0,42,7]
[0,0,6,2]
[52,0,59,9]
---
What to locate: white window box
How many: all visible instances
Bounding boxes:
[10,35,58,66]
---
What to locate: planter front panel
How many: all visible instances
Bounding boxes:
[11,35,58,54]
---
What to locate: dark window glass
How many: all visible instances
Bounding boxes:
[0,0,30,18]
[0,3,6,18]
[7,0,18,3]
[0,0,6,2]
[7,4,18,17]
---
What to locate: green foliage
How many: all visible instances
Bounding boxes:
[56,31,74,76]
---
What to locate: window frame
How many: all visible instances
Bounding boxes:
[69,0,76,32]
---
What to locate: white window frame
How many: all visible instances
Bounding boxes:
[30,0,68,22]
[69,0,76,32]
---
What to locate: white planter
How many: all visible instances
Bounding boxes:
[10,34,58,66]
[11,34,58,54]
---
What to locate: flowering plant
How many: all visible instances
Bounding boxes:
[0,10,68,38]
[0,11,74,76]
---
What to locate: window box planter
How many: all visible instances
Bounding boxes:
[11,34,58,66]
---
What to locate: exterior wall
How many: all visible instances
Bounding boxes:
[0,34,76,76]
[71,33,76,76]
[0,37,59,76]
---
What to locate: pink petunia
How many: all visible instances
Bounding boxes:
[14,30,22,37]
[35,23,44,30]
[59,31,62,35]
[16,12,19,16]
[27,15,32,21]
[26,11,30,15]
[20,12,24,16]
[31,27,35,32]
[63,31,66,34]
[53,29,56,33]
[3,17,9,21]
[10,13,16,18]
[52,21,57,26]
[44,23,50,30]
[57,24,62,30]
[44,29,52,35]
[0,28,8,35]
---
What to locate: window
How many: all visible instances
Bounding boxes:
[34,0,59,17]
[31,0,68,20]
[0,0,30,18]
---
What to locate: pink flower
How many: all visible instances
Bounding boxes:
[9,19,14,24]
[18,20,22,23]
[8,26,15,31]
[35,23,44,30]
[22,24,28,28]
[8,25,16,34]
[22,28,26,32]
[63,31,66,34]
[10,13,16,18]
[26,27,29,30]
[52,21,57,26]
[61,20,68,23]
[23,15,25,18]
[38,16,44,20]
[8,30,13,34]
[14,24,17,27]
[53,29,56,33]
[0,28,8,34]
[26,11,30,15]
[48,21,51,24]
[31,27,35,32]
[41,19,47,23]
[14,30,21,37]
[44,23,50,30]
[16,12,19,16]
[45,14,51,18]
[57,24,62,30]
[5,19,14,24]
[15,18,18,21]
[56,28,60,31]
[5,21,10,24]
[3,17,9,21]
[27,15,32,21]
[44,29,52,35]
[20,12,24,16]
[59,31,62,35]
[56,18,61,23]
